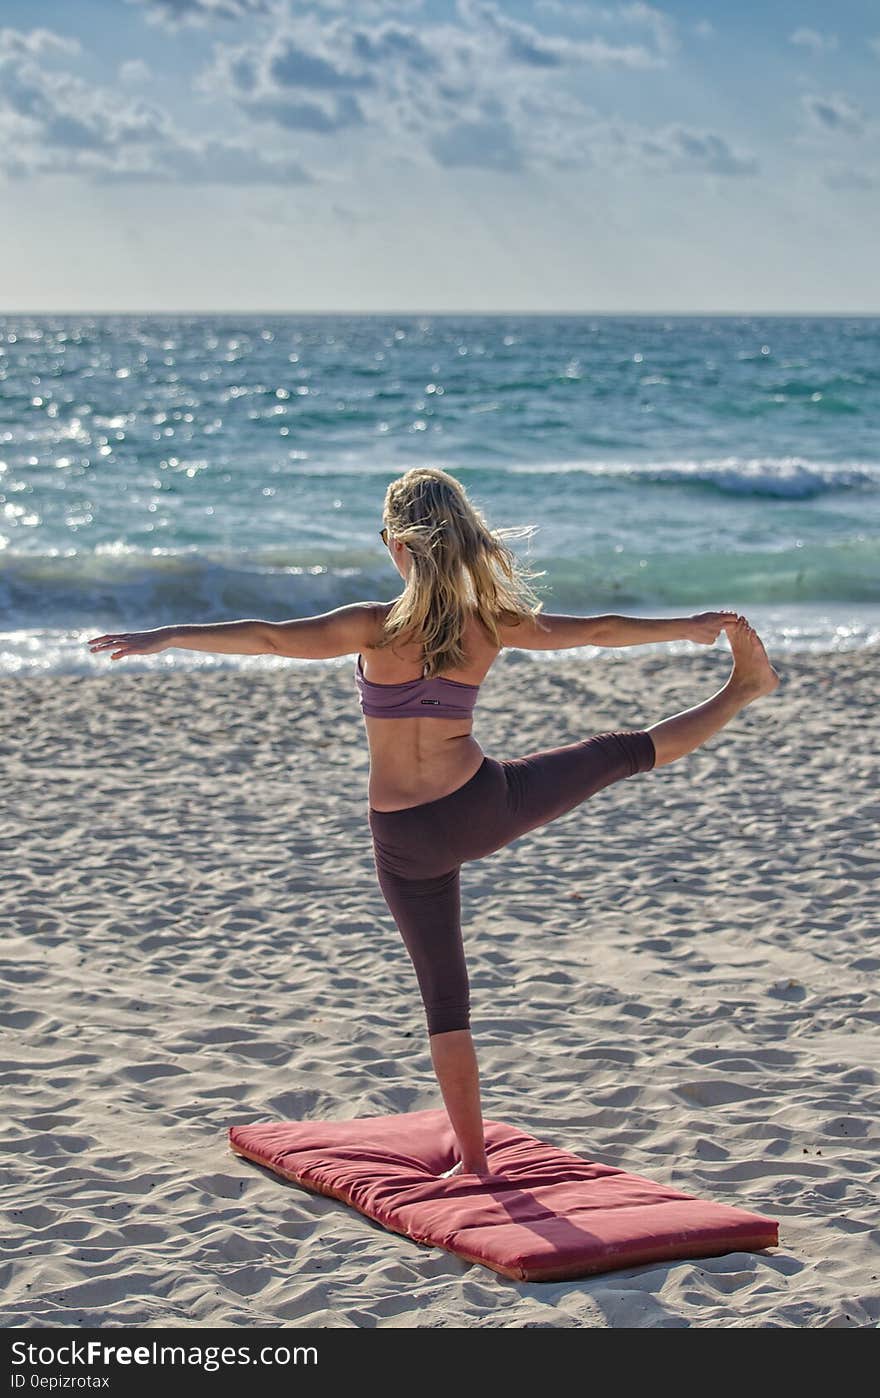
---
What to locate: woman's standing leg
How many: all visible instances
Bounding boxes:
[372,860,490,1174]
[429,1031,489,1175]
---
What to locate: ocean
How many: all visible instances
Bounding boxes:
[1,313,877,673]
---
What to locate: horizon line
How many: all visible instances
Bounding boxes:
[2,309,878,318]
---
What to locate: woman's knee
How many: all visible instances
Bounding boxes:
[426,1000,471,1036]
[634,728,657,772]
[596,728,656,777]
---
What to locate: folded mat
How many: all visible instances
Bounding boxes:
[228,1109,778,1283]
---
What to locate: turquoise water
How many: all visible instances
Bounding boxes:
[1,313,877,671]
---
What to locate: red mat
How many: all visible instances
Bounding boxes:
[228,1109,778,1283]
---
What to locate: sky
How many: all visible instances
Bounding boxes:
[1,0,878,313]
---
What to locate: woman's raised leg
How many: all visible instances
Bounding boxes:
[646,615,779,767]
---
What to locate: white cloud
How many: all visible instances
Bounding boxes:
[119,58,151,84]
[97,136,312,184]
[130,0,271,26]
[458,0,667,69]
[201,0,690,177]
[534,1,678,55]
[199,24,380,134]
[633,123,757,175]
[617,3,678,57]
[801,92,865,135]
[1,61,168,154]
[0,26,81,58]
[205,0,665,148]
[0,11,754,190]
[134,0,424,20]
[316,0,425,10]
[0,28,312,184]
[790,29,838,55]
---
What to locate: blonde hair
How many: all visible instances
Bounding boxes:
[376,466,546,677]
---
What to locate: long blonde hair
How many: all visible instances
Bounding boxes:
[376,466,546,677]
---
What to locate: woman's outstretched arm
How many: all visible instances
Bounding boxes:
[87,619,268,659]
[262,601,381,658]
[588,611,739,647]
[88,602,381,661]
[499,609,738,650]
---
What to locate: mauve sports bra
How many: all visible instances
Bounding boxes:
[355,652,480,720]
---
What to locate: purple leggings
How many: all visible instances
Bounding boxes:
[368,728,656,1036]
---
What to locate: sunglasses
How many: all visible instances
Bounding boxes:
[380,527,389,546]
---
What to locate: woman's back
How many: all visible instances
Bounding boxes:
[359,603,500,812]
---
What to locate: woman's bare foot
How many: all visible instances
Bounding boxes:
[647,614,779,768]
[723,615,780,699]
[440,1160,465,1179]
[440,1159,504,1183]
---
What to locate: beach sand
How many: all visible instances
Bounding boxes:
[2,643,878,1328]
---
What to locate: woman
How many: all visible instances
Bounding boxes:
[88,466,779,1180]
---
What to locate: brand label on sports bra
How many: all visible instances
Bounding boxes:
[420,699,441,705]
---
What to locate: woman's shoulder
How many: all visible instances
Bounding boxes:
[371,597,516,617]
[362,600,409,652]
[368,601,505,643]
[364,602,502,677]
[366,599,398,639]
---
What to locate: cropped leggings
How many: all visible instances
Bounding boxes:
[368,728,656,1036]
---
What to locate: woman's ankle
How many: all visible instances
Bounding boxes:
[462,1156,489,1174]
[724,671,763,705]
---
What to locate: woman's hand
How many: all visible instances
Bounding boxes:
[682,610,741,645]
[87,627,173,660]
